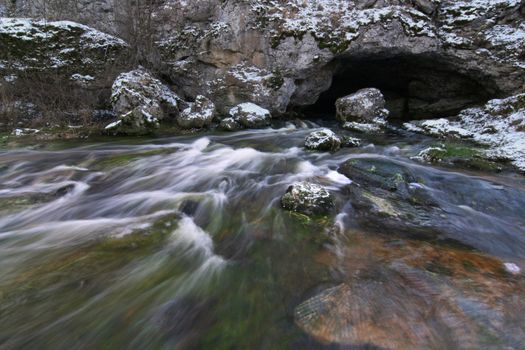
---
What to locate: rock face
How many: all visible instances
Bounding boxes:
[107,68,180,134]
[336,88,388,123]
[228,103,271,129]
[149,0,524,115]
[177,95,216,129]
[3,0,525,128]
[281,182,334,216]
[404,94,525,172]
[304,129,342,152]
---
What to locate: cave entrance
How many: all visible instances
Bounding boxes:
[304,55,498,121]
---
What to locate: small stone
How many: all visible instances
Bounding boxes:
[305,128,342,152]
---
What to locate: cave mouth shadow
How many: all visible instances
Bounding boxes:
[302,55,500,121]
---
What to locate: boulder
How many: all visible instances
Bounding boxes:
[228,103,271,129]
[336,88,388,123]
[0,18,129,78]
[177,95,216,129]
[304,129,342,152]
[107,68,180,134]
[281,182,334,216]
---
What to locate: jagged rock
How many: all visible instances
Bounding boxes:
[228,102,271,129]
[336,88,388,123]
[107,68,180,134]
[281,182,334,216]
[304,129,342,152]
[5,1,525,116]
[177,95,216,129]
[404,94,525,172]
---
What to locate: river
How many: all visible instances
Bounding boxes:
[0,121,524,349]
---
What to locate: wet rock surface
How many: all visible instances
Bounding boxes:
[304,129,342,152]
[281,182,334,216]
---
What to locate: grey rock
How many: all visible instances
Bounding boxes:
[304,129,342,152]
[281,182,334,216]
[107,68,180,134]
[229,102,271,129]
[177,95,216,129]
[336,88,388,123]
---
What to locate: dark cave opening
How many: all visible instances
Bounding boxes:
[303,55,499,121]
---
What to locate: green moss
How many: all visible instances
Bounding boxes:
[265,70,285,90]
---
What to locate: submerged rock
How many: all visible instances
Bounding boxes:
[281,182,334,216]
[177,95,216,129]
[304,129,342,152]
[106,68,181,134]
[336,88,388,123]
[228,103,271,129]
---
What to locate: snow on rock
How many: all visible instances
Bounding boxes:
[305,129,342,152]
[281,181,334,216]
[256,3,438,51]
[0,18,129,77]
[177,95,216,129]
[405,94,525,172]
[107,68,181,134]
[228,102,272,129]
[205,63,295,115]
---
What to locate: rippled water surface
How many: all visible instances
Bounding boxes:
[0,123,524,349]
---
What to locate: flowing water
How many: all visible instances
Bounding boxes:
[0,122,524,349]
